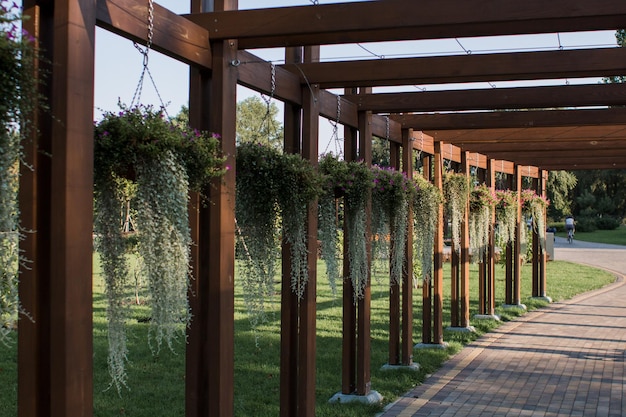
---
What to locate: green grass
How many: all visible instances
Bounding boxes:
[556,224,626,246]
[0,256,617,417]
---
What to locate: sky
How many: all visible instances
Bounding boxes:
[10,0,622,153]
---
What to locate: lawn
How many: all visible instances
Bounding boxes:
[556,224,626,246]
[0,256,617,417]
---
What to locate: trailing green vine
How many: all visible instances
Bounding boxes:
[236,143,322,325]
[443,172,469,252]
[469,184,497,262]
[412,175,443,282]
[521,189,550,252]
[371,166,414,285]
[318,154,373,303]
[495,189,517,248]
[0,2,40,343]
[94,104,225,392]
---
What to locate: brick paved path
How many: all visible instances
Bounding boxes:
[380,239,626,417]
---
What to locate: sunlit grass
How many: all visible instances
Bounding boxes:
[0,255,617,417]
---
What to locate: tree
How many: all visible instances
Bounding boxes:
[236,96,283,149]
[546,170,577,220]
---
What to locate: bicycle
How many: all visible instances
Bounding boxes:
[567,228,574,244]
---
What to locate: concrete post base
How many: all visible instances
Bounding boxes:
[329,390,383,405]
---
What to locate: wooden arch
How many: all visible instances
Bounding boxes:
[16,1,626,416]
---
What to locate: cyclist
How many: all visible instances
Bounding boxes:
[565,215,575,242]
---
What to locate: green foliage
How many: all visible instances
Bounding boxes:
[0,2,41,343]
[443,172,469,251]
[469,184,497,262]
[575,216,598,232]
[546,170,577,220]
[495,189,517,247]
[370,166,414,285]
[318,154,374,302]
[573,170,626,220]
[93,104,225,391]
[412,175,443,282]
[236,96,283,148]
[236,143,322,323]
[595,216,621,230]
[521,189,550,251]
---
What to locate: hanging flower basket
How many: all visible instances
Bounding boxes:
[469,184,497,262]
[93,103,225,392]
[236,142,322,325]
[521,189,550,252]
[412,175,443,282]
[443,172,469,252]
[495,189,518,247]
[370,165,414,285]
[318,154,373,302]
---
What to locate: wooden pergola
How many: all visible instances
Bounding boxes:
[17,1,626,416]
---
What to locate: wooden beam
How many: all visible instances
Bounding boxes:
[345,83,626,113]
[393,107,626,131]
[96,0,212,68]
[185,0,626,49]
[282,47,626,89]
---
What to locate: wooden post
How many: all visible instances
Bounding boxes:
[460,152,471,328]
[186,1,238,414]
[432,141,444,345]
[486,160,496,316]
[504,173,515,305]
[356,99,373,395]
[531,176,540,297]
[401,129,414,365]
[342,89,358,395]
[421,154,433,344]
[535,170,548,298]
[19,1,95,416]
[280,46,303,417]
[389,142,401,365]
[513,166,523,306]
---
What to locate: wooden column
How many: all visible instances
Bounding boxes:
[504,173,515,305]
[485,160,496,316]
[535,170,548,298]
[19,1,95,416]
[280,46,302,417]
[356,99,373,395]
[431,142,444,345]
[280,45,319,417]
[401,130,414,365]
[186,1,238,414]
[531,176,540,298]
[459,152,471,328]
[342,100,357,394]
[389,142,401,365]
[513,166,523,306]
[421,154,433,344]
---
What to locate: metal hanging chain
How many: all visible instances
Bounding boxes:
[385,116,390,142]
[130,0,168,116]
[324,95,342,156]
[254,63,277,144]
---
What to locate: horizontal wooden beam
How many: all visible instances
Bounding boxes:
[281,48,626,89]
[185,0,626,49]
[96,0,212,69]
[345,83,626,113]
[393,108,626,130]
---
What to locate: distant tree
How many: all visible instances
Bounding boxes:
[546,170,577,220]
[573,170,626,220]
[604,29,625,83]
[371,136,390,166]
[236,96,283,149]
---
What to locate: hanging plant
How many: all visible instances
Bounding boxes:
[412,175,443,282]
[236,143,322,323]
[318,154,373,303]
[0,3,41,343]
[469,184,497,262]
[94,103,225,392]
[370,166,414,285]
[443,172,469,252]
[495,189,517,248]
[521,189,550,252]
